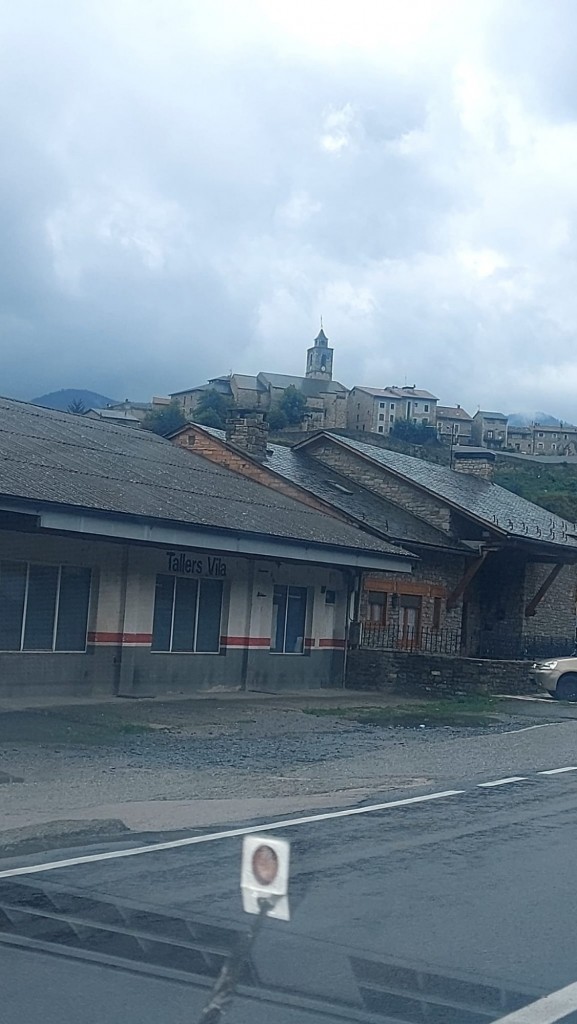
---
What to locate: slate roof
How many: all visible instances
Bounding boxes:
[436,406,472,421]
[258,372,348,396]
[196,425,453,552]
[231,374,267,392]
[388,387,438,401]
[315,433,577,550]
[170,379,232,398]
[352,386,438,401]
[85,408,141,423]
[0,397,407,561]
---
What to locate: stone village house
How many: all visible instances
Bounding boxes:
[0,398,414,699]
[170,418,577,690]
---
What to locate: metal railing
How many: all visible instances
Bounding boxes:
[476,633,576,662]
[361,623,461,655]
[360,622,576,661]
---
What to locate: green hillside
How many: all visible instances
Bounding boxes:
[494,460,577,522]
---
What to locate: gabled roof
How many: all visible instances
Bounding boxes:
[190,424,455,553]
[387,387,438,401]
[436,405,472,421]
[231,374,267,392]
[84,408,141,423]
[474,410,508,420]
[258,372,348,396]
[169,379,233,398]
[295,432,577,551]
[351,386,399,399]
[0,397,409,567]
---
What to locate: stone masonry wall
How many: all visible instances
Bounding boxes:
[363,550,466,634]
[347,648,534,696]
[309,439,452,532]
[523,562,577,640]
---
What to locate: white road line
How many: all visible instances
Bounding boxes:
[500,723,564,736]
[494,979,577,1023]
[0,789,465,880]
[478,777,528,788]
[539,766,577,775]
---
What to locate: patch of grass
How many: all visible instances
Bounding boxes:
[303,696,499,728]
[0,709,156,746]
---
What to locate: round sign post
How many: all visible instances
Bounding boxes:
[241,834,290,921]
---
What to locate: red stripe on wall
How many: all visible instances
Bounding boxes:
[88,632,153,646]
[304,638,315,648]
[318,638,346,648]
[220,636,271,648]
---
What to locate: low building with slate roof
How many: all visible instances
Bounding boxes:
[0,397,413,699]
[169,420,577,663]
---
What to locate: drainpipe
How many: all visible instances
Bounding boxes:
[343,570,363,690]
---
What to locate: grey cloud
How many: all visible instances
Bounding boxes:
[2,1,577,420]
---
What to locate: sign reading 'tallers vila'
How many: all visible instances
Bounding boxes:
[165,551,228,577]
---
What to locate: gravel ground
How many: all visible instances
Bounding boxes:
[1,695,576,852]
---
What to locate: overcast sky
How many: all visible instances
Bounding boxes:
[3,0,577,417]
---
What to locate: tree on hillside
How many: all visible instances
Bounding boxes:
[268,386,308,432]
[67,398,87,415]
[194,389,232,430]
[142,400,186,436]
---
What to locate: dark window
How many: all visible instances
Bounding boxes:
[196,579,223,652]
[0,561,26,650]
[271,585,307,653]
[367,591,387,625]
[172,577,198,651]
[151,575,174,652]
[389,414,394,423]
[23,565,59,649]
[55,567,92,651]
[378,413,384,421]
[424,404,429,412]
[151,574,223,653]
[378,426,384,433]
[0,561,91,652]
[432,596,442,630]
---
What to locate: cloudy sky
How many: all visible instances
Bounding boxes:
[3,0,577,417]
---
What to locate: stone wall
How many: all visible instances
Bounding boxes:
[363,550,466,634]
[523,562,577,640]
[346,648,535,696]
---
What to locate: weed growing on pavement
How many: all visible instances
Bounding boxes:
[303,696,499,728]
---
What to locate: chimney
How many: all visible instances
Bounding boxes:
[225,409,269,461]
[452,446,495,481]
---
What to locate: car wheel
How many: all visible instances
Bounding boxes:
[555,673,577,701]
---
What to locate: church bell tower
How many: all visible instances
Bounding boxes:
[306,324,334,381]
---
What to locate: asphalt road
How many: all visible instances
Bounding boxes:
[4,742,577,1022]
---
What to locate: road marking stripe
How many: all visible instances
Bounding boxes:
[538,766,577,775]
[500,723,564,735]
[478,777,527,788]
[0,789,465,880]
[494,979,577,1023]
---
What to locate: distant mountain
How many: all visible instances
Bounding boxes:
[30,389,118,412]
[507,411,561,427]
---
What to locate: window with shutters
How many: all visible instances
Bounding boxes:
[151,575,223,653]
[0,561,91,651]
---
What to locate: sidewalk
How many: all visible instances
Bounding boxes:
[0,687,418,713]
